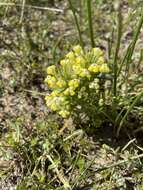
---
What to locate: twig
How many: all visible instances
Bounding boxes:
[0,3,64,13]
[121,138,136,152]
[23,89,47,96]
[20,0,26,23]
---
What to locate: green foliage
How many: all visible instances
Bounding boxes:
[64,0,143,137]
[0,0,143,190]
[0,116,88,189]
[1,117,143,189]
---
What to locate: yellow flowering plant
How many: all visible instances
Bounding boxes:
[45,45,111,126]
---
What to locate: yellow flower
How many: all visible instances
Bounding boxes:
[47,65,56,75]
[50,103,59,111]
[99,64,110,73]
[92,48,103,57]
[79,69,91,78]
[44,75,50,83]
[59,96,67,104]
[97,57,105,65]
[88,64,100,73]
[64,87,76,96]
[49,96,63,111]
[68,79,80,89]
[60,59,68,66]
[45,95,52,106]
[45,45,110,118]
[69,89,75,96]
[73,45,83,54]
[76,56,85,65]
[51,91,60,97]
[56,80,66,88]
[63,88,70,96]
[73,65,82,75]
[45,95,50,101]
[65,51,75,60]
[45,76,57,88]
[59,110,70,118]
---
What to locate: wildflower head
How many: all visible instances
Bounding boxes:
[76,56,85,66]
[88,64,100,73]
[79,69,91,78]
[73,45,83,54]
[92,48,103,57]
[73,65,82,75]
[57,79,66,88]
[59,110,70,118]
[99,64,110,73]
[60,59,68,66]
[47,65,56,75]
[66,51,75,60]
[45,45,110,118]
[68,79,80,89]
[45,76,57,89]
[69,87,76,96]
[97,57,105,65]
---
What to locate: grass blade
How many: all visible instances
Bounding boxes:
[118,10,143,78]
[87,0,95,47]
[116,91,143,137]
[47,155,71,189]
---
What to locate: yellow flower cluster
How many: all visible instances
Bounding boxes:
[45,45,110,118]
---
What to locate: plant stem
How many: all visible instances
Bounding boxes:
[113,2,122,97]
[68,0,84,48]
[47,155,71,189]
[87,0,95,48]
